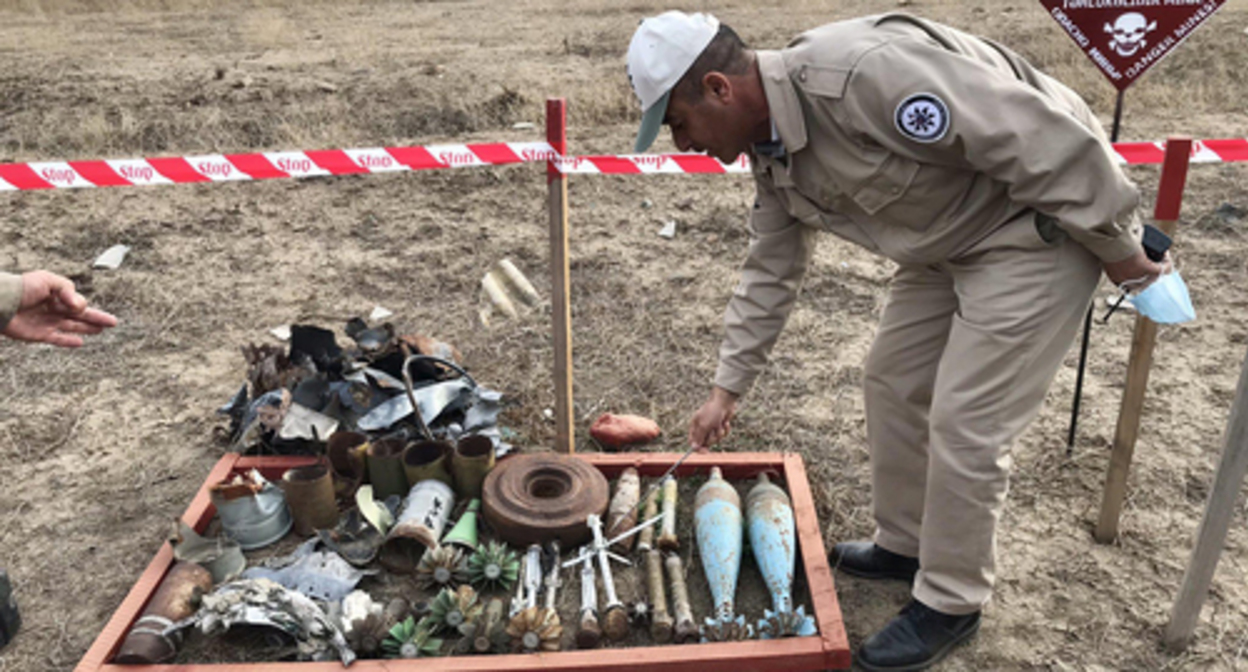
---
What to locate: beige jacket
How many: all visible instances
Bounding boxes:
[715,13,1142,395]
[0,273,20,331]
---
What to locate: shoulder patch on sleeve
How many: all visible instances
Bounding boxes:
[894,93,950,143]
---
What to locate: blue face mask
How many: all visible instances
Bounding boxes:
[1129,271,1195,324]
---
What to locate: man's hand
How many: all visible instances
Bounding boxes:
[688,386,739,451]
[1103,249,1168,291]
[3,271,118,348]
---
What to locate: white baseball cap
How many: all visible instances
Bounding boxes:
[626,11,720,152]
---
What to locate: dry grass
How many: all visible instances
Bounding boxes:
[1,1,1248,671]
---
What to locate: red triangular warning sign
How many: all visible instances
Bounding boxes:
[1038,0,1227,91]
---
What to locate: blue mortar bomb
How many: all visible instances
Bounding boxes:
[746,473,817,639]
[695,466,752,642]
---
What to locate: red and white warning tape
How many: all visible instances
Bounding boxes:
[0,142,558,191]
[569,139,1248,173]
[1,138,1244,191]
[552,153,751,174]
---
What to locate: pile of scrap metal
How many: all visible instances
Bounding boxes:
[217,319,510,459]
[121,473,530,665]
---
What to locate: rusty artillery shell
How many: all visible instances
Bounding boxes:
[607,468,641,554]
[664,553,697,644]
[114,562,213,664]
[282,462,339,536]
[657,477,679,552]
[647,549,673,643]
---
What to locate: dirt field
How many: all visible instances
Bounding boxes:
[1,0,1247,669]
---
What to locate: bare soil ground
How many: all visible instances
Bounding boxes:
[1,0,1247,670]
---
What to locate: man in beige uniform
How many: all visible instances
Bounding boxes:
[1,270,116,347]
[627,11,1166,670]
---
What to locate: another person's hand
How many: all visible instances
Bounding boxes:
[688,386,739,451]
[3,271,118,348]
[1103,249,1168,292]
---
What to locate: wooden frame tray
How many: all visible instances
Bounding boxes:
[77,451,851,671]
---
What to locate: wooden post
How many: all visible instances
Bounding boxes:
[1164,347,1248,650]
[1095,137,1193,543]
[547,98,574,454]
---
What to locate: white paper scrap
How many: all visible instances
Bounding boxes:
[92,244,131,269]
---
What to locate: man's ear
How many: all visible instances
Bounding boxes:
[703,72,732,104]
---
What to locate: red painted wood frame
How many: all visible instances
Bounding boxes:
[77,452,850,671]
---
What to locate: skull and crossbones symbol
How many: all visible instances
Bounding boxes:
[1105,13,1158,58]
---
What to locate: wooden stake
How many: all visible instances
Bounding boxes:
[1164,346,1248,649]
[547,98,574,454]
[1095,137,1193,543]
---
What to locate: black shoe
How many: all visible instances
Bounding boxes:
[830,542,919,582]
[856,600,980,671]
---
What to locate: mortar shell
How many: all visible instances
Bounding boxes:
[694,467,742,621]
[746,473,796,614]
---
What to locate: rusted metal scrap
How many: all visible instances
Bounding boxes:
[242,343,302,397]
[242,538,378,603]
[209,469,293,551]
[316,508,388,567]
[482,453,609,549]
[379,479,456,574]
[114,562,213,665]
[190,577,355,664]
[169,520,245,584]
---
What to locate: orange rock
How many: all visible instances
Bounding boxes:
[590,413,661,450]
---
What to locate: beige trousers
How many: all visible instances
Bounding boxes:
[863,215,1102,615]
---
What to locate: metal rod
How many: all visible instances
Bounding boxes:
[1067,88,1127,455]
[562,512,665,568]
[1111,90,1125,143]
[1068,307,1094,456]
